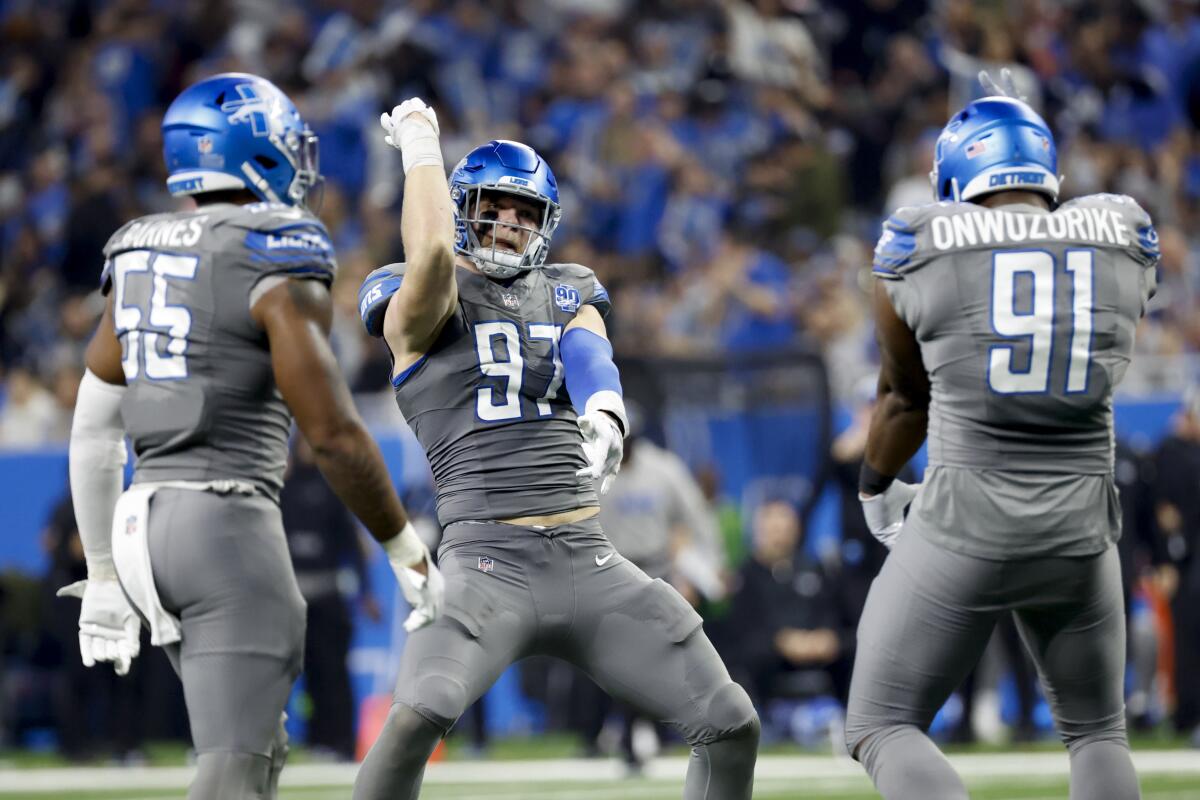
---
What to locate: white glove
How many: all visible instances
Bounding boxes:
[379,98,442,174]
[979,67,1026,101]
[859,480,919,550]
[383,524,445,633]
[56,578,141,676]
[576,411,624,496]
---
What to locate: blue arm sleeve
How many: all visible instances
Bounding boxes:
[358,266,404,337]
[561,327,623,421]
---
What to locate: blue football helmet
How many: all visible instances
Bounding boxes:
[162,73,321,208]
[449,140,562,279]
[930,96,1059,203]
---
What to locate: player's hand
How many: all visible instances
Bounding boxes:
[979,67,1026,102]
[858,480,919,549]
[576,411,623,495]
[56,578,141,676]
[389,546,445,633]
[379,97,442,175]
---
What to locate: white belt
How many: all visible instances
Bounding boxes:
[111,479,259,646]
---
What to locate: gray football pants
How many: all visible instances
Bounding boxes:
[354,518,759,800]
[845,530,1138,800]
[147,489,306,800]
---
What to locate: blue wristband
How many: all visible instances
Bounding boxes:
[358,266,404,337]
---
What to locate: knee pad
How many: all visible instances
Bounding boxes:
[695,682,760,746]
[846,722,913,768]
[404,673,470,734]
[844,711,905,760]
[844,715,874,760]
[1060,709,1127,753]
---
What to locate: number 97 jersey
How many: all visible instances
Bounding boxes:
[388,263,611,527]
[872,194,1159,557]
[100,202,337,502]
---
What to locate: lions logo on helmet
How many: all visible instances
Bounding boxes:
[449,140,562,279]
[930,88,1060,204]
[162,73,322,209]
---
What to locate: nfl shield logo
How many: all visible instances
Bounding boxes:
[197,136,214,154]
[125,515,138,535]
[501,293,519,309]
[477,556,495,573]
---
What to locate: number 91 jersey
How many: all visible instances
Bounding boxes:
[872,194,1159,557]
[100,202,337,501]
[389,263,611,527]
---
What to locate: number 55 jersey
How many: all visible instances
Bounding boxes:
[386,263,611,527]
[100,202,337,501]
[872,194,1159,559]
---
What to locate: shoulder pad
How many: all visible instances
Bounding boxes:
[220,202,310,229]
[226,205,338,283]
[1061,194,1160,267]
[872,206,924,279]
[542,262,611,318]
[359,263,407,337]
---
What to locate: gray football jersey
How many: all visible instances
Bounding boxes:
[391,263,610,526]
[873,194,1159,557]
[101,202,337,501]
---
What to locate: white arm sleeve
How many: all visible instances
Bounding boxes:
[69,370,127,580]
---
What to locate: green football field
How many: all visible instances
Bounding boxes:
[2,751,1198,800]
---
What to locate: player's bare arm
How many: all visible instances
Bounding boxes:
[255,278,410,541]
[254,277,443,631]
[379,100,455,371]
[83,296,125,385]
[862,280,930,483]
[855,280,929,549]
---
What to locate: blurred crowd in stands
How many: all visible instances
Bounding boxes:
[2,0,1200,444]
[4,0,1200,763]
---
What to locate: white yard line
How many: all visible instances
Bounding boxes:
[0,751,1196,793]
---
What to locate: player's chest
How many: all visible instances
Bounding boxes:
[445,292,576,423]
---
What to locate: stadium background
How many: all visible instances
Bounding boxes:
[1,0,1200,797]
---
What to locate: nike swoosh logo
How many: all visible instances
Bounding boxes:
[595,552,615,566]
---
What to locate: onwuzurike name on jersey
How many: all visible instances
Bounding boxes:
[919,197,1142,251]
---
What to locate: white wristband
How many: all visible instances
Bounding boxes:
[383,522,427,569]
[584,390,629,438]
[398,121,443,175]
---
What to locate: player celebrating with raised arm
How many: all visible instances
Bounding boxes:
[353,100,759,799]
[845,71,1157,800]
[59,74,443,800]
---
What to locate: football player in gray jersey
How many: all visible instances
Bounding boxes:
[352,100,759,799]
[59,74,444,800]
[845,72,1157,799]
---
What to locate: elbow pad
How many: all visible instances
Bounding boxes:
[358,266,404,337]
[69,370,127,579]
[561,327,627,435]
